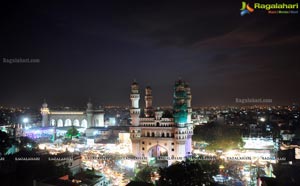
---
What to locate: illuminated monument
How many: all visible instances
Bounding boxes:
[41,100,104,128]
[129,79,193,162]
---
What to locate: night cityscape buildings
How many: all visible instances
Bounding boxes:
[41,100,105,128]
[129,80,193,164]
[1,1,300,186]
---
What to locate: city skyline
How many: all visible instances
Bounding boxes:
[1,1,299,107]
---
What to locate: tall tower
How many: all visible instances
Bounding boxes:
[173,79,192,158]
[173,79,188,127]
[185,84,193,156]
[86,99,93,128]
[130,81,140,126]
[130,81,141,157]
[185,84,192,124]
[41,101,49,127]
[144,86,154,117]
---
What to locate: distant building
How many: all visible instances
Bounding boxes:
[34,172,109,186]
[51,152,82,175]
[85,127,112,141]
[85,126,130,143]
[41,101,104,128]
[119,132,131,144]
[129,79,193,163]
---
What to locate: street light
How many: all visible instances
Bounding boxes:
[22,117,29,129]
[259,117,266,122]
[23,118,29,124]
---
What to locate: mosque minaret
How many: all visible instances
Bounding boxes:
[129,79,193,164]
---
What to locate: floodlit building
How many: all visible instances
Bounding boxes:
[129,79,193,162]
[119,132,131,144]
[41,101,104,128]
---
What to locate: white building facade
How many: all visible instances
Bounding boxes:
[129,79,193,163]
[41,101,104,128]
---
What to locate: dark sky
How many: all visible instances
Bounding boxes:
[0,1,299,108]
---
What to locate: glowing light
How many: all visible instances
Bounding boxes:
[260,117,266,122]
[67,147,75,153]
[23,118,29,123]
[119,159,135,169]
[38,144,46,150]
[50,111,84,115]
[243,137,274,149]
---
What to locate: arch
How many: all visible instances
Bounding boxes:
[50,119,56,126]
[161,132,165,137]
[65,119,72,126]
[151,132,155,137]
[81,119,87,128]
[73,119,80,127]
[57,119,63,127]
[148,145,168,158]
[147,132,150,137]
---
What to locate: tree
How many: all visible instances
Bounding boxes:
[1,151,71,186]
[193,123,244,151]
[18,136,37,150]
[157,160,218,186]
[134,166,155,183]
[272,164,300,186]
[66,126,79,138]
[0,130,14,155]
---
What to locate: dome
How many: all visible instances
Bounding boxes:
[42,101,48,108]
[132,80,138,86]
[87,99,93,109]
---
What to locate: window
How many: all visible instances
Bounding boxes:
[142,147,145,150]
[171,142,174,145]
[142,141,145,144]
[172,148,174,151]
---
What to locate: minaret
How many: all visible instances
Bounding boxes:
[144,86,154,117]
[41,101,49,127]
[185,84,193,156]
[185,84,192,124]
[86,99,93,128]
[130,81,140,126]
[173,79,191,158]
[173,79,188,127]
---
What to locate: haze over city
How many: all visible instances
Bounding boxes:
[1,1,299,107]
[1,2,300,186]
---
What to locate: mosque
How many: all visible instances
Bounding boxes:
[40,101,104,128]
[129,79,193,161]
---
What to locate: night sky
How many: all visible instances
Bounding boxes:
[0,1,299,108]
